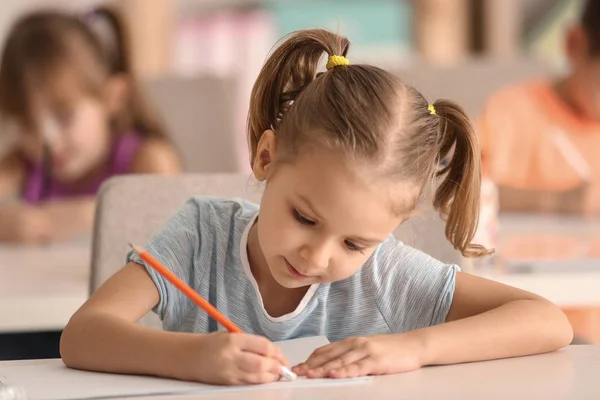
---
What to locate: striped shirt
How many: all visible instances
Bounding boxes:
[128,197,458,342]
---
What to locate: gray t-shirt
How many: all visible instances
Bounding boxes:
[128,197,459,342]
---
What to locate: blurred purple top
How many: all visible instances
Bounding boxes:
[22,132,143,204]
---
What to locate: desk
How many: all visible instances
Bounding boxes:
[0,239,90,332]
[479,270,600,308]
[1,346,598,400]
[474,214,600,308]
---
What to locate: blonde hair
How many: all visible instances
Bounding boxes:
[248,29,489,257]
[0,6,167,139]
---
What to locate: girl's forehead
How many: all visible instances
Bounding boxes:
[27,63,100,111]
[279,148,419,218]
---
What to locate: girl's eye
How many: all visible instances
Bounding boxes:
[293,209,315,226]
[439,155,450,168]
[344,240,365,253]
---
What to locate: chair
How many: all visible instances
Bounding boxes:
[91,173,467,327]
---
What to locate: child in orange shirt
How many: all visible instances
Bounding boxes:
[479,0,600,343]
[479,0,600,215]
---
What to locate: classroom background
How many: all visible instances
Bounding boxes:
[1,0,599,360]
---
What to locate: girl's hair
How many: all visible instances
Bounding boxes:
[0,6,166,138]
[248,29,489,257]
[581,0,600,56]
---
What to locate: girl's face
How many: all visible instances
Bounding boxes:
[251,132,414,289]
[15,73,119,183]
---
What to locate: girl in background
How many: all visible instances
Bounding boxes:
[0,6,181,244]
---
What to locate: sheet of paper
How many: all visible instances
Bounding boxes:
[0,336,370,400]
[274,335,329,366]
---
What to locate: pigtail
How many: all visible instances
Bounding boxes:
[247,29,349,165]
[82,6,130,74]
[431,100,492,257]
[82,6,168,140]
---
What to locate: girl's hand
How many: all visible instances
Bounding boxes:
[292,333,425,379]
[0,203,50,244]
[187,332,289,385]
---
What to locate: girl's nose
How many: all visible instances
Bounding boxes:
[298,240,331,271]
[40,115,60,147]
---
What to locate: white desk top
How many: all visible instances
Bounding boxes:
[479,270,600,307]
[1,346,598,400]
[0,239,90,332]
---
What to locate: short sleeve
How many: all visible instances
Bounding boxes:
[370,238,459,333]
[127,198,203,326]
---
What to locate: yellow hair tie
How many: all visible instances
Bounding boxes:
[326,55,349,70]
[428,104,436,115]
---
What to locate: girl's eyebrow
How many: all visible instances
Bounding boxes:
[296,194,386,245]
[297,194,324,220]
[348,236,384,245]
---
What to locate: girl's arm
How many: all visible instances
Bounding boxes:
[38,197,96,241]
[61,262,286,384]
[37,139,182,242]
[419,272,573,365]
[0,152,50,243]
[296,271,572,379]
[0,152,89,243]
[0,151,23,201]
[130,138,182,174]
[61,262,197,379]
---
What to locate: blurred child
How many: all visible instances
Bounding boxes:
[0,6,181,244]
[61,29,572,385]
[479,0,600,215]
[478,0,600,344]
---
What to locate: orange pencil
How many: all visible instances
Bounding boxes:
[128,243,297,381]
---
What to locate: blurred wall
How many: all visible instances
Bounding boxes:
[0,0,99,45]
[527,0,583,67]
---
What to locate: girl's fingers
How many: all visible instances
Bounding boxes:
[237,334,276,356]
[329,358,373,379]
[316,348,368,375]
[237,334,289,366]
[237,352,282,375]
[304,341,353,369]
[292,363,309,376]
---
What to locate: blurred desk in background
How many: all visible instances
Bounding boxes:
[478,214,600,342]
[477,213,600,307]
[496,214,600,263]
[0,239,90,333]
[478,270,600,308]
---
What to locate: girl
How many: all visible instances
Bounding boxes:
[0,6,181,244]
[61,29,572,385]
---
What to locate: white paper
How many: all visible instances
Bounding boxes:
[0,336,370,400]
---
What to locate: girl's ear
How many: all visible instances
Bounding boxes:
[252,130,277,181]
[104,73,129,115]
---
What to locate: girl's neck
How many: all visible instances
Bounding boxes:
[554,76,591,120]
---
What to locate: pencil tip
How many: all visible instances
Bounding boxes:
[129,243,145,254]
[280,366,297,381]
